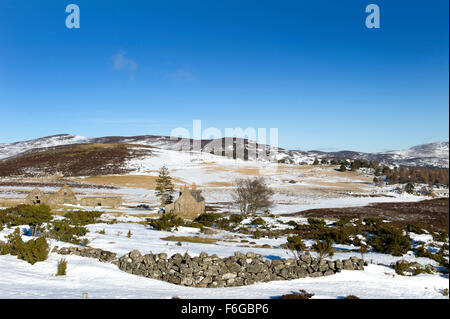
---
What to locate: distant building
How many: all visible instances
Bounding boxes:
[165,184,205,219]
[79,196,123,208]
[46,184,77,206]
[25,187,47,205]
[24,185,122,208]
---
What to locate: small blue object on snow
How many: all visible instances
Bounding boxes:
[22,228,34,236]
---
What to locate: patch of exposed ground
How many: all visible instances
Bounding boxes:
[0,143,153,177]
[282,198,449,232]
[75,175,185,190]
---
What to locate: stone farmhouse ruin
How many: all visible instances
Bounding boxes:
[165,184,205,219]
[24,185,122,208]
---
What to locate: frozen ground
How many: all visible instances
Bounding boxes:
[0,253,447,299]
[0,150,448,299]
[0,218,448,299]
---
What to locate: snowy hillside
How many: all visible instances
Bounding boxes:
[0,134,448,168]
[0,134,88,160]
[380,142,449,167]
[307,142,449,168]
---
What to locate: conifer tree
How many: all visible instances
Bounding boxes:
[155,165,175,206]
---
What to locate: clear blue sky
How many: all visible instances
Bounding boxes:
[0,0,448,152]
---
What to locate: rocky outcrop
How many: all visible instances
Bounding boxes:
[53,246,117,262]
[114,250,366,288]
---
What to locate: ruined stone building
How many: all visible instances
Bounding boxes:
[79,196,123,208]
[46,184,77,206]
[25,188,48,205]
[24,185,122,208]
[164,184,205,219]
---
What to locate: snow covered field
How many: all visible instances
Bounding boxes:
[0,219,448,299]
[0,147,448,299]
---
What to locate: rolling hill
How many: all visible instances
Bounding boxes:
[0,134,448,178]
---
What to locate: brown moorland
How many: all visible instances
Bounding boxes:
[282,198,449,232]
[0,143,153,177]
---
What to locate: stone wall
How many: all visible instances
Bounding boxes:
[114,250,366,288]
[53,246,117,262]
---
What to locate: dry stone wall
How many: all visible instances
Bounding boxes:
[53,246,117,262]
[52,246,366,287]
[114,250,366,288]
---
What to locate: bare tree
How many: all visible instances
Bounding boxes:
[232,177,274,215]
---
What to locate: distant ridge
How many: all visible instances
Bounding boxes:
[0,134,448,168]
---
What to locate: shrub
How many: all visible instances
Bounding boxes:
[286,235,307,259]
[127,230,132,238]
[287,220,298,227]
[335,218,351,227]
[363,218,384,229]
[250,217,266,226]
[321,228,353,245]
[64,211,103,226]
[252,229,263,239]
[2,228,49,264]
[393,260,410,275]
[229,214,244,224]
[0,205,52,236]
[97,229,106,235]
[368,226,411,256]
[148,213,184,231]
[194,213,221,227]
[57,258,67,276]
[404,183,415,194]
[345,295,360,299]
[432,231,449,242]
[184,221,203,229]
[307,218,326,230]
[215,218,232,230]
[415,246,448,267]
[406,224,425,234]
[48,219,88,244]
[312,239,334,261]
